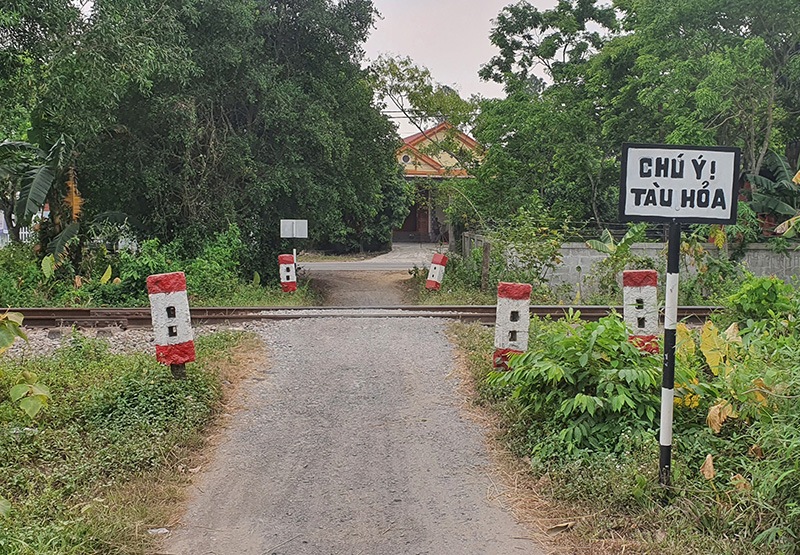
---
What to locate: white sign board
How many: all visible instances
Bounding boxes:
[619,144,741,224]
[280,219,308,239]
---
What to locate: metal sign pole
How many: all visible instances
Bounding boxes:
[659,220,681,487]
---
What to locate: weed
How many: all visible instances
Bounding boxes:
[0,331,248,554]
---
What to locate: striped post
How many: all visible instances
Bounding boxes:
[279,254,297,292]
[426,254,448,290]
[493,282,532,370]
[147,272,195,377]
[659,221,681,487]
[623,270,659,354]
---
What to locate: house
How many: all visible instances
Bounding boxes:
[393,122,481,243]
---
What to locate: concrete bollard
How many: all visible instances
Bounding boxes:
[147,272,195,377]
[493,282,532,369]
[623,269,659,353]
[279,254,297,292]
[426,253,448,290]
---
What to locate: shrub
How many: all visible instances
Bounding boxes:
[726,275,794,321]
[488,311,661,458]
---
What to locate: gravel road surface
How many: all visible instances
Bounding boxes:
[164,317,543,555]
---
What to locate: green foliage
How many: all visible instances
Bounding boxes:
[471,0,800,235]
[9,371,50,418]
[0,331,239,553]
[727,275,794,321]
[0,311,27,356]
[585,224,655,300]
[488,312,661,457]
[489,208,566,288]
[0,225,320,307]
[459,289,800,551]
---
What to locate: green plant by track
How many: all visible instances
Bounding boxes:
[0,225,321,308]
[0,331,249,554]
[450,277,800,553]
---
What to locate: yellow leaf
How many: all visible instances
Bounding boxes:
[700,321,726,375]
[750,378,770,405]
[794,169,800,185]
[100,265,112,285]
[700,454,716,480]
[676,323,695,359]
[707,400,737,433]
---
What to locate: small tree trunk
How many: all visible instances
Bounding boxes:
[481,241,491,292]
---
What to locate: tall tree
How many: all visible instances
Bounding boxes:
[6,0,408,268]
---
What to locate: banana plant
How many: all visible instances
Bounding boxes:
[746,150,800,218]
[0,135,71,244]
[585,223,647,255]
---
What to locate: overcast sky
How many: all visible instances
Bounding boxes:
[364,0,557,135]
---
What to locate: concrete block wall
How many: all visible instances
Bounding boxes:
[459,234,800,296]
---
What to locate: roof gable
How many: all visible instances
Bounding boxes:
[399,122,480,177]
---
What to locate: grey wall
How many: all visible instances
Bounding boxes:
[460,233,800,297]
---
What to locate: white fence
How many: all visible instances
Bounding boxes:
[0,227,33,248]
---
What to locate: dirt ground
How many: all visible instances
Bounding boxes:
[163,265,548,554]
[309,270,413,306]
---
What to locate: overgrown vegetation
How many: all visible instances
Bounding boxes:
[0,330,252,554]
[452,274,800,553]
[0,225,320,307]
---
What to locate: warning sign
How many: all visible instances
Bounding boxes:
[619,144,741,224]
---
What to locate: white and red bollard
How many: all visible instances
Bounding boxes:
[623,269,659,354]
[426,253,448,290]
[493,282,532,369]
[147,272,195,377]
[279,254,297,292]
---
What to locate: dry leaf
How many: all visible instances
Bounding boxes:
[749,444,764,459]
[730,474,751,491]
[188,466,202,474]
[707,400,737,433]
[724,322,742,344]
[112,277,122,285]
[65,167,83,221]
[546,522,575,535]
[700,454,716,480]
[74,275,83,289]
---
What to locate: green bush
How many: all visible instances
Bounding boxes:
[727,275,795,321]
[0,224,317,307]
[488,311,661,458]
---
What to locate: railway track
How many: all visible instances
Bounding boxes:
[10,305,720,328]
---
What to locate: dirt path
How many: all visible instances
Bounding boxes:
[310,270,412,306]
[164,317,544,555]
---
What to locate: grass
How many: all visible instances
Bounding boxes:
[0,330,263,554]
[448,320,800,555]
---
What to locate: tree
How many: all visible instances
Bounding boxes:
[370,55,480,171]
[7,0,409,270]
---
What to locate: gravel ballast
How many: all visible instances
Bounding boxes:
[165,317,543,554]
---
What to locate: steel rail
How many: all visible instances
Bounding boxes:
[9,305,720,328]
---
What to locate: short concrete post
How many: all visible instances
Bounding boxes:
[279,254,297,292]
[426,253,448,290]
[623,270,659,353]
[147,272,195,377]
[493,282,532,370]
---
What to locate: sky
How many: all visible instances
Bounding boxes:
[364,0,557,135]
